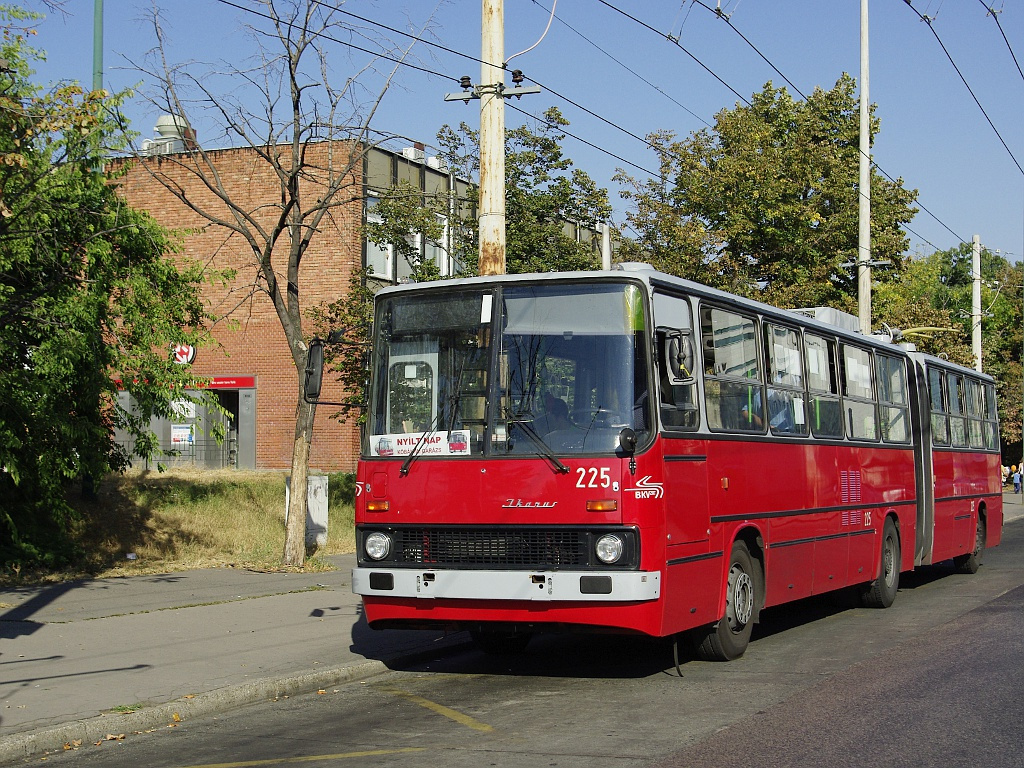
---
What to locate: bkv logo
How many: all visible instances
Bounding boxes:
[625,476,664,499]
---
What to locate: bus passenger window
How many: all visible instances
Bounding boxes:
[700,306,763,432]
[947,372,968,447]
[765,323,807,436]
[841,344,878,441]
[928,366,949,445]
[876,354,910,443]
[966,379,985,449]
[804,334,843,438]
[983,383,999,450]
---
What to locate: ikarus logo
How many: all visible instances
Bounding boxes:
[625,476,664,500]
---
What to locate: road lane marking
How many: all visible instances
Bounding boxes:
[176,747,426,767]
[382,687,495,732]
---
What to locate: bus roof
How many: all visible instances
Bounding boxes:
[374,263,989,378]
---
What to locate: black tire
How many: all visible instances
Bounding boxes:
[953,516,986,574]
[470,629,532,655]
[692,541,758,661]
[862,517,900,609]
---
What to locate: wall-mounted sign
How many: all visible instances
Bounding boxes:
[172,344,197,365]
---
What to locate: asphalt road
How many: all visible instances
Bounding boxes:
[29,521,1024,768]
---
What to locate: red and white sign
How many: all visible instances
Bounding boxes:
[172,344,197,365]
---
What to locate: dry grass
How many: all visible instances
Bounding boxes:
[27,468,356,582]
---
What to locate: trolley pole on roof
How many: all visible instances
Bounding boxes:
[857,0,872,335]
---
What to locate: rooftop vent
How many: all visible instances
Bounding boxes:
[141,114,197,156]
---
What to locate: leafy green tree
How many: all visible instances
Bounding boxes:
[366,181,448,284]
[616,75,918,309]
[876,245,1023,457]
[0,7,209,567]
[438,107,612,275]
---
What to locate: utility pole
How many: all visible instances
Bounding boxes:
[479,0,505,276]
[857,0,871,335]
[93,0,103,91]
[972,234,982,371]
[445,2,539,276]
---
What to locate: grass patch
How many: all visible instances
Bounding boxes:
[1,468,356,584]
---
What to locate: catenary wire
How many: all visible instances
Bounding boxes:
[215,0,662,180]
[505,101,659,178]
[594,0,751,106]
[529,0,711,128]
[684,0,967,245]
[217,0,963,248]
[905,0,1024,177]
[977,1,1024,83]
[213,0,462,83]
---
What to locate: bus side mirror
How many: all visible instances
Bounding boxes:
[618,427,637,455]
[658,329,695,384]
[304,338,325,403]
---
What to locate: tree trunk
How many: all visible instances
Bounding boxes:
[282,394,316,566]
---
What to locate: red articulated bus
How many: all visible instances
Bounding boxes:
[339,263,1002,660]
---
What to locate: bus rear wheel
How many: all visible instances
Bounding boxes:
[953,516,985,574]
[692,541,758,662]
[862,518,900,609]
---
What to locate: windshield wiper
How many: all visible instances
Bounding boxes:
[506,412,570,474]
[399,419,440,477]
[400,359,469,477]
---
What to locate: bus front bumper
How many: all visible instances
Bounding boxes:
[352,567,661,602]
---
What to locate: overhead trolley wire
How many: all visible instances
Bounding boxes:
[528,0,711,128]
[683,0,968,246]
[905,0,1024,177]
[217,0,662,179]
[214,0,462,84]
[689,0,808,100]
[977,0,1024,83]
[506,102,659,178]
[594,0,751,107]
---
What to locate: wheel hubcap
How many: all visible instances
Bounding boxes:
[883,537,896,587]
[727,565,754,630]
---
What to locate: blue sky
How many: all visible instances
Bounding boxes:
[22,0,1024,266]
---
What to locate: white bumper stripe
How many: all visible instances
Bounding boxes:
[352,568,661,602]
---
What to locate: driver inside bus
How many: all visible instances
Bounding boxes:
[542,395,572,435]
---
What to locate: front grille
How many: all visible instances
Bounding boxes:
[358,525,646,570]
[394,527,587,568]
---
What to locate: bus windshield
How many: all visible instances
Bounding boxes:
[366,281,652,459]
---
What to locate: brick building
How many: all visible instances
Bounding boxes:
[115,123,471,473]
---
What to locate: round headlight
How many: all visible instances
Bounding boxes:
[595,534,624,564]
[364,532,391,561]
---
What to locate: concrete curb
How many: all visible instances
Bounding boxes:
[0,659,388,764]
[0,633,476,766]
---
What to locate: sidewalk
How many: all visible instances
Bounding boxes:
[2,499,1022,764]
[0,553,471,763]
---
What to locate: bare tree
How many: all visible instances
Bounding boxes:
[127,0,429,565]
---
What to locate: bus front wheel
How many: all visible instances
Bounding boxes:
[692,541,758,661]
[862,518,900,609]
